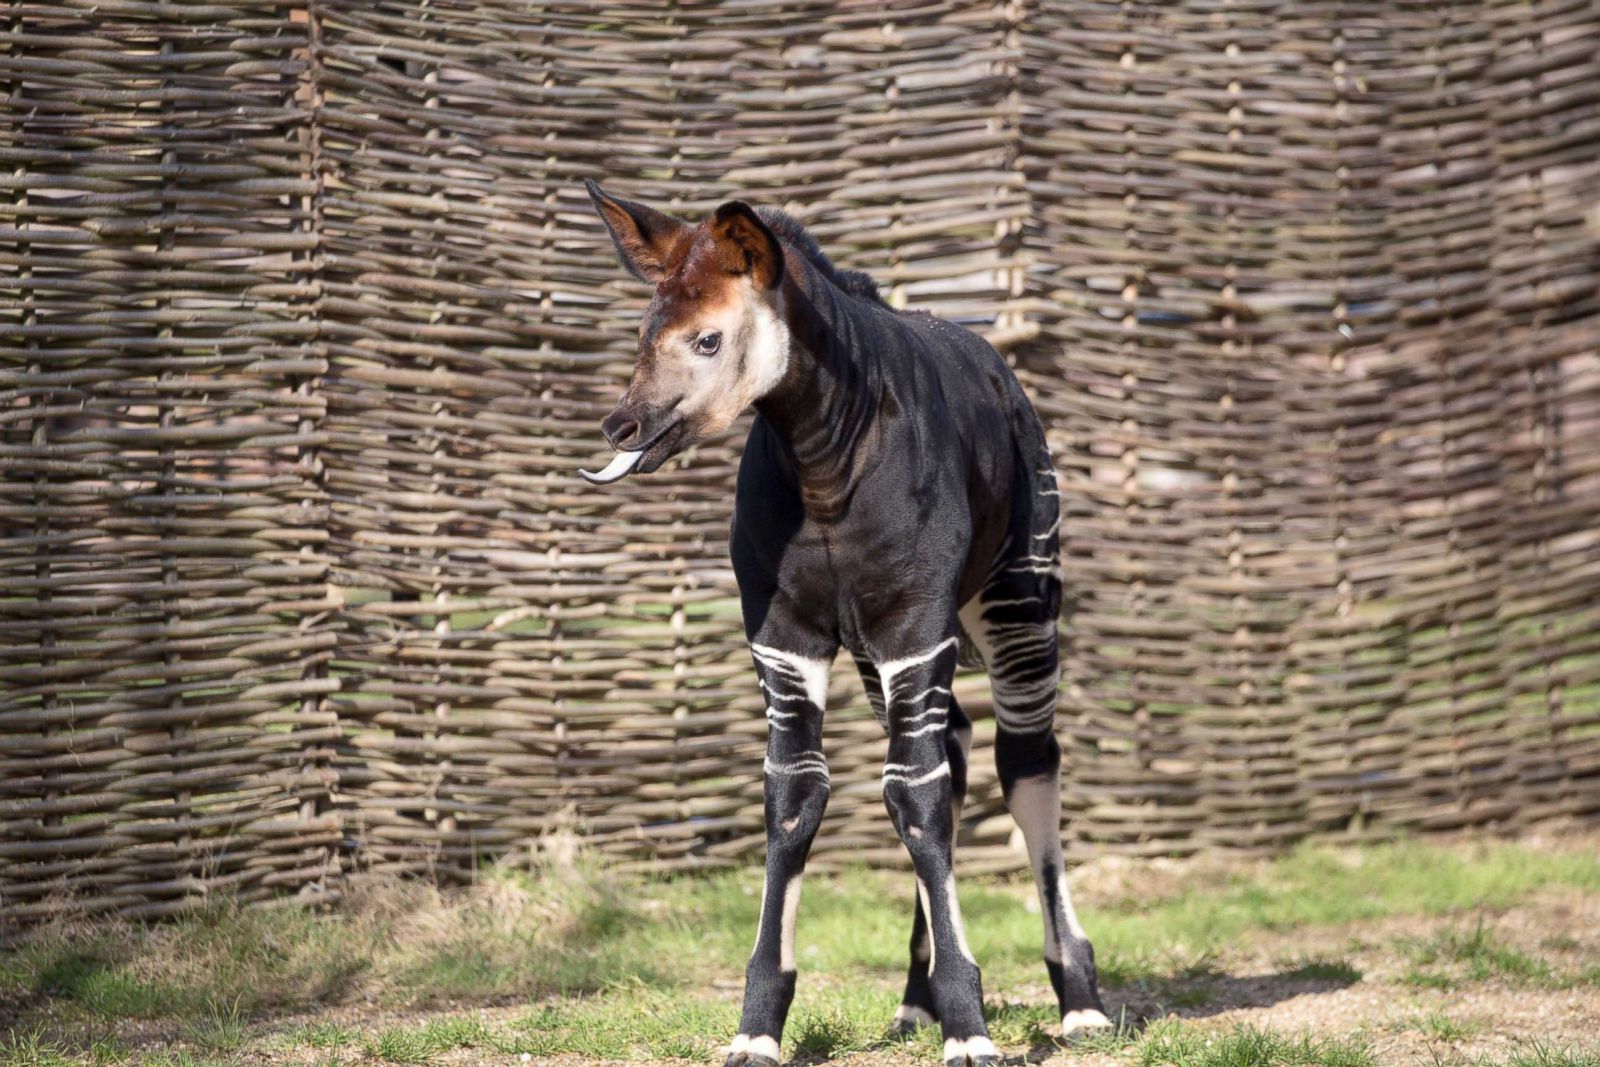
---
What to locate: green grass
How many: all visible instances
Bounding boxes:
[1431,1041,1600,1067]
[182,998,247,1051]
[1138,1020,1376,1067]
[1276,954,1364,984]
[274,1020,359,1050]
[0,860,645,1026]
[1401,920,1556,989]
[1404,1011,1482,1043]
[1499,1044,1600,1067]
[508,986,741,1060]
[3,835,1599,1065]
[1080,840,1600,987]
[137,1054,232,1067]
[0,1028,72,1067]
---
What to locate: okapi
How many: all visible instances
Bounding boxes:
[581,181,1110,1067]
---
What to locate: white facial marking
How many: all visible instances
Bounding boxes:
[679,280,791,433]
[779,873,803,973]
[1062,1009,1112,1035]
[745,286,791,399]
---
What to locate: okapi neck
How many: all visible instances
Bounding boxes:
[753,263,882,521]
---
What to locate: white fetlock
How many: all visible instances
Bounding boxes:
[1062,1008,1112,1035]
[726,1034,781,1062]
[943,1035,999,1063]
[893,1004,936,1029]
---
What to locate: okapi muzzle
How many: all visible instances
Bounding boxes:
[582,395,685,484]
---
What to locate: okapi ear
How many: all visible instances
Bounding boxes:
[711,201,784,289]
[585,179,686,284]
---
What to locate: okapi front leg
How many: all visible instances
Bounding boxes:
[892,698,973,1036]
[877,637,996,1067]
[726,643,833,1067]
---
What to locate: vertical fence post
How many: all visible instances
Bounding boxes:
[290,0,339,895]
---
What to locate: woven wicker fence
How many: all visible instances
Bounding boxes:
[3,0,1600,924]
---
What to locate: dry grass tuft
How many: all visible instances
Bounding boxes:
[0,858,647,1028]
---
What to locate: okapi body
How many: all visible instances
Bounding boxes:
[582,181,1109,1067]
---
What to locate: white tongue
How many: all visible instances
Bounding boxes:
[579,449,644,485]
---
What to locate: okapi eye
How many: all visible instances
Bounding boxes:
[694,331,721,356]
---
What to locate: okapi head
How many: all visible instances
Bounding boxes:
[580,180,791,484]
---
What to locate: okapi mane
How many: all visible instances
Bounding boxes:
[755,206,889,307]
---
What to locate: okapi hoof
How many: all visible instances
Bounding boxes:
[722,1055,779,1067]
[889,1003,937,1036]
[1061,1008,1113,1037]
[942,1036,1000,1067]
[723,1034,780,1067]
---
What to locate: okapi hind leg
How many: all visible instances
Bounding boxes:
[997,726,1109,1035]
[963,545,1109,1036]
[726,642,835,1067]
[892,698,972,1036]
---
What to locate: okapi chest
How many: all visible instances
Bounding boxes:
[582,180,1110,1067]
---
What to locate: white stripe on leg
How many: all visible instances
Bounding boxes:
[877,637,959,705]
[1008,774,1084,960]
[779,874,803,973]
[943,872,977,966]
[915,878,935,975]
[749,643,831,709]
[1058,871,1086,940]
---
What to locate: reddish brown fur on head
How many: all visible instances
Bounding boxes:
[584,181,793,480]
